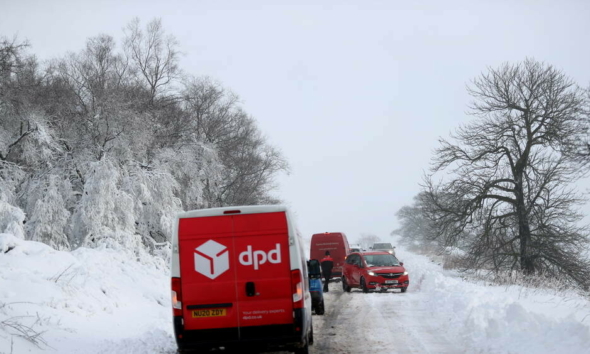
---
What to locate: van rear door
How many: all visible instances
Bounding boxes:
[178,215,239,335]
[178,211,292,338]
[233,212,293,333]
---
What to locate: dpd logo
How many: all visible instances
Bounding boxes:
[239,243,282,270]
[194,240,230,279]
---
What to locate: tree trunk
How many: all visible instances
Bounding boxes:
[515,173,534,274]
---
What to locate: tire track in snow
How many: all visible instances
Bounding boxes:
[311,283,353,353]
[310,282,457,353]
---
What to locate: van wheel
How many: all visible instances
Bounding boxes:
[401,287,407,293]
[361,277,369,293]
[309,324,314,345]
[342,277,351,292]
[316,299,325,315]
[294,341,309,354]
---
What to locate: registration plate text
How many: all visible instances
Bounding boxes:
[192,308,227,318]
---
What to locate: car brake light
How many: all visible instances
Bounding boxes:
[223,210,241,214]
[171,277,183,316]
[291,269,304,309]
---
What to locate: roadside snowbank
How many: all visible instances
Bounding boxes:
[0,233,175,353]
[398,243,590,354]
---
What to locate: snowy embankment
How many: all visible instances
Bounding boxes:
[395,243,590,353]
[0,234,176,354]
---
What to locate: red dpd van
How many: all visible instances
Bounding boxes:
[171,205,313,353]
[310,232,350,279]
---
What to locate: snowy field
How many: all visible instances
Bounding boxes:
[1,233,590,353]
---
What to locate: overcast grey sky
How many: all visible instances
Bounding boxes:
[2,0,590,244]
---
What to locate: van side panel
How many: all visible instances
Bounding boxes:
[232,212,293,328]
[178,216,239,332]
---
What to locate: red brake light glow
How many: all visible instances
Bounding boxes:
[171,277,183,316]
[291,269,304,308]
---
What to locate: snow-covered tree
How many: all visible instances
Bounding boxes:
[24,174,71,250]
[122,162,182,247]
[72,159,139,251]
[0,20,289,257]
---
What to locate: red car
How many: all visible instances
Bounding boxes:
[342,251,409,293]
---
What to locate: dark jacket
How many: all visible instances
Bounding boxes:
[320,255,334,274]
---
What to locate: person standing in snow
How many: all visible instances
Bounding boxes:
[320,251,334,292]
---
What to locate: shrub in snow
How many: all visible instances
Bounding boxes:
[24,174,71,250]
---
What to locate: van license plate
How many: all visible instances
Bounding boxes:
[385,280,398,284]
[192,309,227,318]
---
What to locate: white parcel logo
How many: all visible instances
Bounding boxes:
[194,240,230,279]
[239,243,282,270]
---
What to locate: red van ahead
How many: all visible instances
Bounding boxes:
[171,205,313,353]
[310,232,350,279]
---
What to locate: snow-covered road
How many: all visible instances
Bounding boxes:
[309,283,455,353]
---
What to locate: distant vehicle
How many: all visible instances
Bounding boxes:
[371,242,396,256]
[348,244,363,253]
[307,259,325,315]
[310,232,350,280]
[342,251,409,293]
[171,205,313,353]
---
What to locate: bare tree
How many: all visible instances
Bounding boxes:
[358,233,381,251]
[565,86,590,163]
[427,59,590,287]
[392,192,444,253]
[0,37,47,164]
[181,77,289,207]
[124,18,179,106]
[53,35,132,160]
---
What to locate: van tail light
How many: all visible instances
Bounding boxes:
[171,277,183,316]
[291,269,304,309]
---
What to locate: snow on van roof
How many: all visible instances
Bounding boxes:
[178,205,288,219]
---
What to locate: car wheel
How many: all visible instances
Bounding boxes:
[316,299,325,315]
[309,323,314,345]
[361,277,369,293]
[342,277,351,292]
[401,287,407,293]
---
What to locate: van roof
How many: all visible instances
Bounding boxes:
[178,205,288,219]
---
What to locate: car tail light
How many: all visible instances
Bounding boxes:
[171,277,183,316]
[291,269,304,309]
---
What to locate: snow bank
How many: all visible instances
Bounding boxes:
[398,242,590,354]
[0,233,175,353]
